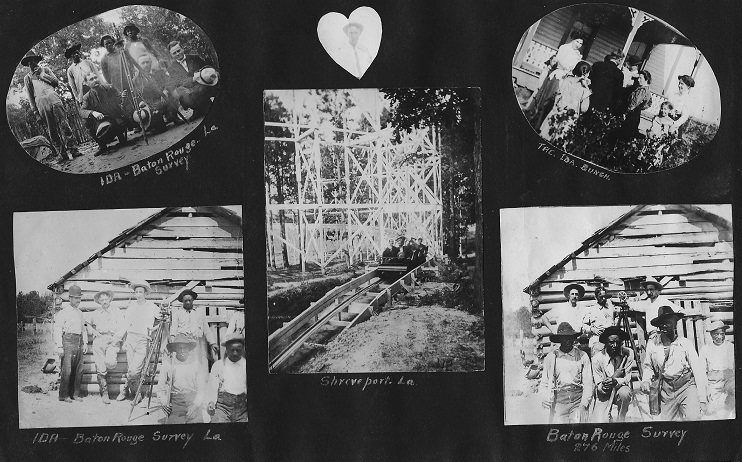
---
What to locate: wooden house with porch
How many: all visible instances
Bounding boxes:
[513,4,720,129]
[47,206,243,395]
[524,204,733,372]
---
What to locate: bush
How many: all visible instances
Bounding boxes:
[548,109,717,173]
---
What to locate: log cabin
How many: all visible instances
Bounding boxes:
[47,206,243,395]
[524,204,733,368]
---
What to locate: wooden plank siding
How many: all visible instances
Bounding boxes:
[527,205,733,358]
[49,207,244,393]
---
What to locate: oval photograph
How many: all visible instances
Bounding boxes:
[6,5,220,174]
[512,4,721,174]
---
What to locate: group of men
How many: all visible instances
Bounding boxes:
[382,236,428,263]
[22,22,219,160]
[53,282,247,423]
[538,277,735,423]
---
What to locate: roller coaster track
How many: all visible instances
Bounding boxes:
[268,260,432,372]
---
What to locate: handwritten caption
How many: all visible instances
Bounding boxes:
[32,428,221,449]
[100,124,218,186]
[320,374,416,391]
[537,142,611,180]
[547,426,689,453]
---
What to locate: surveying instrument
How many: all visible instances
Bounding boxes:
[108,34,152,145]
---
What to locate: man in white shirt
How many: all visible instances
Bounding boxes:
[582,286,617,354]
[641,306,708,421]
[336,22,373,79]
[86,289,122,404]
[699,320,735,419]
[157,334,208,424]
[541,283,586,338]
[638,276,683,339]
[54,284,88,402]
[208,333,247,422]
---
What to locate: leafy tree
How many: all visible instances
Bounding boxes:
[16,291,54,321]
[382,88,482,310]
[264,94,297,268]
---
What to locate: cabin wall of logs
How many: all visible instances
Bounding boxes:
[48,207,244,394]
[528,205,734,366]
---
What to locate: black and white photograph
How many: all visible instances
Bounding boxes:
[317,7,382,80]
[512,4,721,174]
[6,5,220,174]
[264,88,483,374]
[501,204,734,425]
[14,206,245,428]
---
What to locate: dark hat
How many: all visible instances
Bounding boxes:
[64,43,82,59]
[562,283,585,300]
[221,333,245,347]
[68,285,83,297]
[343,21,364,35]
[93,289,114,304]
[123,23,140,35]
[678,75,695,88]
[650,305,685,327]
[100,35,115,47]
[549,322,581,343]
[167,333,197,352]
[21,50,42,67]
[599,325,630,345]
[640,276,662,291]
[177,289,198,302]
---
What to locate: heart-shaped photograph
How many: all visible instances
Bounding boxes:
[317,7,382,79]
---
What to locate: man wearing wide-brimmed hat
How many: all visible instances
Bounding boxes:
[207,333,247,422]
[541,283,587,338]
[641,306,708,421]
[582,286,618,354]
[638,276,683,339]
[336,20,373,79]
[65,43,102,105]
[114,280,162,401]
[21,50,80,161]
[54,284,88,402]
[590,325,635,422]
[171,289,218,380]
[539,322,593,423]
[156,333,208,424]
[86,289,123,403]
[699,320,735,419]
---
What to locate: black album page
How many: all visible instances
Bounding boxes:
[0,1,739,462]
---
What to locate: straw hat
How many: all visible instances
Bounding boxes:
[93,290,114,304]
[562,283,585,300]
[167,333,197,352]
[194,66,219,87]
[130,280,151,295]
[221,333,245,347]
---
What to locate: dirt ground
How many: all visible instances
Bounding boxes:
[17,325,210,428]
[504,338,656,425]
[36,115,204,175]
[291,282,485,373]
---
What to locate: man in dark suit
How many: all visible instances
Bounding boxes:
[167,41,207,88]
[79,73,128,156]
[588,52,625,114]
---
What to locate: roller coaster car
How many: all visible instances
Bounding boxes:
[376,257,424,281]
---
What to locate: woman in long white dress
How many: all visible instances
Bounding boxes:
[540,61,592,142]
[669,75,696,136]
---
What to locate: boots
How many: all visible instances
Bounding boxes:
[98,374,110,404]
[116,373,129,401]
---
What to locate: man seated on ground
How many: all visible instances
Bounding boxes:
[156,334,208,424]
[591,326,635,423]
[132,55,178,133]
[207,334,248,422]
[79,73,129,156]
